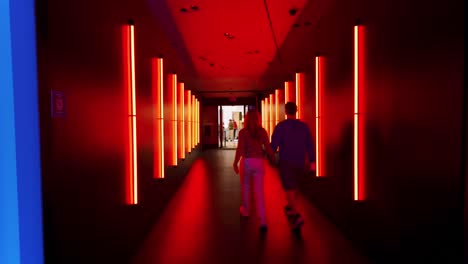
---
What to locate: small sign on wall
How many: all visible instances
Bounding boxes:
[51,90,65,118]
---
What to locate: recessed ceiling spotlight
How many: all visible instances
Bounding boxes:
[254,50,260,54]
[209,63,215,67]
[190,5,199,11]
[304,21,311,26]
[180,7,188,12]
[289,8,298,16]
[247,51,252,54]
[293,23,300,28]
[224,32,230,36]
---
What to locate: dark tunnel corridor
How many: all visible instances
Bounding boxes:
[0,0,465,263]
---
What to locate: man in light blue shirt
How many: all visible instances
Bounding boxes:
[271,102,316,230]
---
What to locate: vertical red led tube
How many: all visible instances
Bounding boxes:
[152,58,164,179]
[354,24,366,201]
[261,100,265,128]
[315,56,323,177]
[192,94,196,149]
[265,97,270,135]
[178,83,185,160]
[275,89,280,125]
[195,98,200,145]
[296,73,304,119]
[166,74,177,166]
[269,94,274,137]
[123,23,138,204]
[197,100,200,145]
[284,81,292,119]
[186,90,192,153]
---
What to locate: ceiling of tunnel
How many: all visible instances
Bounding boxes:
[148,0,335,97]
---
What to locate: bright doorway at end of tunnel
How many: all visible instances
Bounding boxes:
[218,105,254,149]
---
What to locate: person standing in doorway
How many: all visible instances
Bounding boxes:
[233,119,238,140]
[228,119,234,141]
[233,110,274,233]
[271,102,316,231]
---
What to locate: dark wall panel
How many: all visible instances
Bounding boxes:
[201,105,220,148]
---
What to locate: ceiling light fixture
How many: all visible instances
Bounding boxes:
[224,32,235,39]
[289,8,298,16]
[190,5,199,11]
[180,7,188,12]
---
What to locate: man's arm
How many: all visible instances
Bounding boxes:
[304,124,316,163]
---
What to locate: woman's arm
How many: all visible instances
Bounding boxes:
[233,129,245,173]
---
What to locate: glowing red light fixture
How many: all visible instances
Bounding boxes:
[123,22,138,204]
[152,58,164,179]
[354,24,365,201]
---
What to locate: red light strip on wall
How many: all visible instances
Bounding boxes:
[188,90,192,151]
[315,56,322,177]
[354,25,365,201]
[124,23,138,204]
[265,97,269,135]
[178,83,185,160]
[196,98,199,145]
[275,89,279,125]
[261,100,264,128]
[171,74,178,166]
[269,94,274,138]
[186,90,192,153]
[192,95,196,149]
[197,99,199,145]
[152,58,164,179]
[296,73,303,119]
[284,81,290,119]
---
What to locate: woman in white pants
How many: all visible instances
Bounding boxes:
[233,110,274,232]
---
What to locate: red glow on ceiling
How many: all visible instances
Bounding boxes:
[164,0,307,90]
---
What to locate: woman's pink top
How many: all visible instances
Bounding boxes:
[236,127,270,159]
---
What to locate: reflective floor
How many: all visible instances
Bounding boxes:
[132,150,369,264]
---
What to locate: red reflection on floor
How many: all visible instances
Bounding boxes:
[133,150,369,264]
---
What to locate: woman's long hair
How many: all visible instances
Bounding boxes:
[244,110,262,140]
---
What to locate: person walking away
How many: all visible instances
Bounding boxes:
[233,110,274,233]
[271,102,316,231]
